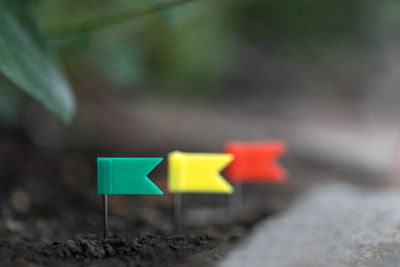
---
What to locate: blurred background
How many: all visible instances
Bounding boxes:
[2,0,400,249]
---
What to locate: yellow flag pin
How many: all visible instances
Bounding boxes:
[168,151,234,194]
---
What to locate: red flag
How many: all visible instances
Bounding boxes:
[223,141,287,184]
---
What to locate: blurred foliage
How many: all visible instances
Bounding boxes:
[40,0,230,94]
[1,0,400,122]
[230,0,374,47]
[0,0,75,122]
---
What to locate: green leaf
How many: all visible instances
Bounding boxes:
[0,0,76,122]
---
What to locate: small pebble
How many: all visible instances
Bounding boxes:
[10,188,31,213]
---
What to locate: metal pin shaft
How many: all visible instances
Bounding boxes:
[173,193,181,233]
[103,194,108,239]
[228,183,242,221]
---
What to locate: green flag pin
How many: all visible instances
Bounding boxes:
[97,157,163,238]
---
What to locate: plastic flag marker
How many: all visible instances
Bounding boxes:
[167,151,233,232]
[223,141,288,220]
[97,157,163,238]
[168,151,233,193]
[224,141,287,183]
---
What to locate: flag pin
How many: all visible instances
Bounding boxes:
[97,157,163,239]
[223,141,288,220]
[167,151,234,232]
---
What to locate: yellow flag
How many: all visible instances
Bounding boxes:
[168,151,234,194]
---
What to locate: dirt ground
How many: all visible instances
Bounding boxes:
[0,127,381,266]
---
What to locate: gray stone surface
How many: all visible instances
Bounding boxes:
[220,184,400,267]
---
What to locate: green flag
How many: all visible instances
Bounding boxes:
[97,157,163,195]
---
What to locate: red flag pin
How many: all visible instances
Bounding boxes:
[224,141,287,183]
[223,141,288,219]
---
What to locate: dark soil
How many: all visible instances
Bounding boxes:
[2,233,241,267]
